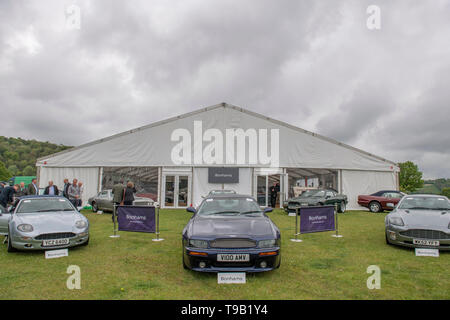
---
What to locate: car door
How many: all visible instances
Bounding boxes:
[0,206,11,235]
[96,191,108,210]
[385,192,402,208]
[105,190,114,211]
[324,191,336,205]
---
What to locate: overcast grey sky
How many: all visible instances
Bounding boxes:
[1,0,449,178]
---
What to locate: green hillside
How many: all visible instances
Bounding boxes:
[414,178,450,195]
[0,136,71,180]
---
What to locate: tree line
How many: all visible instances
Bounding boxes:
[0,136,71,180]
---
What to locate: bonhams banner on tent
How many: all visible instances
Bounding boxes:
[299,206,335,234]
[117,206,156,233]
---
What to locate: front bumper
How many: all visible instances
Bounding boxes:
[10,231,89,250]
[183,247,281,273]
[385,226,450,251]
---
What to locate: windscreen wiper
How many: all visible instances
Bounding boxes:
[239,211,262,215]
[207,211,240,215]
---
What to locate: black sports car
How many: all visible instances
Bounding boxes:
[182,194,281,273]
[284,189,348,214]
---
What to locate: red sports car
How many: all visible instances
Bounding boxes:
[358,190,405,213]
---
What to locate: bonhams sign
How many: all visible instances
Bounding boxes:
[170,121,279,167]
[299,206,335,234]
[117,206,156,233]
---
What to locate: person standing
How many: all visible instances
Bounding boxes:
[16,182,27,197]
[44,181,59,196]
[67,179,80,207]
[0,184,18,208]
[0,181,5,193]
[269,182,278,208]
[112,181,125,222]
[77,181,84,207]
[123,181,135,206]
[27,178,39,195]
[63,179,71,198]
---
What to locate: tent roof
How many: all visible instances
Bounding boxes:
[37,102,398,171]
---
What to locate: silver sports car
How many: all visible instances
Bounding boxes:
[385,194,450,250]
[88,189,155,212]
[0,195,89,252]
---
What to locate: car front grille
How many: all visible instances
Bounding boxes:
[35,232,77,240]
[210,238,256,248]
[400,229,450,240]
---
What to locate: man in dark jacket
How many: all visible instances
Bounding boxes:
[63,178,70,198]
[27,178,39,195]
[0,184,18,208]
[44,181,59,195]
[269,182,279,208]
[112,181,125,223]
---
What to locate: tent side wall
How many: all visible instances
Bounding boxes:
[38,167,100,206]
[342,170,397,210]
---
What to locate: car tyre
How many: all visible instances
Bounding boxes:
[92,202,98,213]
[385,232,392,245]
[7,232,17,253]
[338,201,346,213]
[182,254,188,269]
[369,201,382,213]
[81,237,89,246]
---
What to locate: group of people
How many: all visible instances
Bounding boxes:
[0,178,39,209]
[0,178,85,210]
[111,181,136,222]
[62,178,84,207]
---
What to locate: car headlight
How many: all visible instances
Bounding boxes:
[389,216,404,226]
[75,220,87,229]
[259,239,277,248]
[189,239,208,248]
[17,224,34,232]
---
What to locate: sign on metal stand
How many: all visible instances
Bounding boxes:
[290,207,303,242]
[290,205,342,241]
[331,203,343,238]
[152,204,164,242]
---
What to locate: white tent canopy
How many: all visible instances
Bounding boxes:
[37,104,398,171]
[37,103,399,209]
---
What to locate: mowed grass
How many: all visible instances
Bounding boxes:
[0,209,448,300]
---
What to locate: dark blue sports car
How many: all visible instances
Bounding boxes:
[182,194,281,273]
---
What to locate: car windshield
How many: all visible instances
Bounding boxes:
[310,190,326,197]
[197,197,262,216]
[298,190,316,198]
[16,198,75,214]
[398,197,450,210]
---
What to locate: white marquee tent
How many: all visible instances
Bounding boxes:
[37,103,399,209]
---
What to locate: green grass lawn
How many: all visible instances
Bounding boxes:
[0,209,448,300]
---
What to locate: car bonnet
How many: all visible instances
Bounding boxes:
[14,211,86,233]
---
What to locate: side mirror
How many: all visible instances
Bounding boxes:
[387,203,395,208]
[264,207,273,213]
[186,206,196,214]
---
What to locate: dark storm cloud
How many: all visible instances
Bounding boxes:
[0,0,449,178]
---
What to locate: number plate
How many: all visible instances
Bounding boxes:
[217,254,250,262]
[42,239,70,247]
[413,239,439,247]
